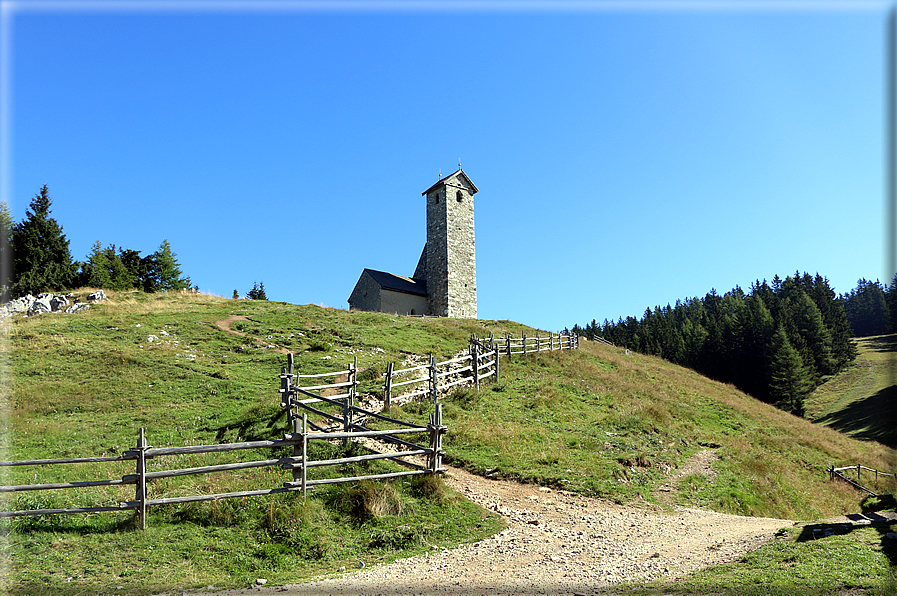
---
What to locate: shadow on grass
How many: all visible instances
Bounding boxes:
[796,515,897,568]
[861,334,897,355]
[816,385,897,449]
[2,511,135,536]
[213,405,288,443]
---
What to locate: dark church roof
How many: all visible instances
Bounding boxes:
[421,168,479,196]
[363,269,428,297]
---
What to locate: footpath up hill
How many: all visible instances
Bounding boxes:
[4,290,893,521]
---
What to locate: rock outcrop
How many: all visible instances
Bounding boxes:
[0,290,107,319]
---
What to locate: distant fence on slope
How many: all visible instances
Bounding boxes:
[829,464,897,496]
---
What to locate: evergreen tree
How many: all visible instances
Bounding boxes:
[11,185,77,296]
[144,239,190,292]
[572,270,857,414]
[118,248,147,286]
[789,292,836,382]
[81,240,112,288]
[740,293,775,400]
[887,273,897,334]
[844,278,889,337]
[232,289,239,299]
[247,281,267,300]
[79,242,138,290]
[768,326,812,417]
[0,201,14,301]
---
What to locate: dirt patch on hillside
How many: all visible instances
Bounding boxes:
[213,315,292,355]
[181,465,792,596]
[653,449,719,506]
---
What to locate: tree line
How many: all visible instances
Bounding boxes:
[573,272,864,417]
[0,185,191,300]
[840,275,897,338]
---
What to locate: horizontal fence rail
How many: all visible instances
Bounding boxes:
[1,414,445,529]
[3,328,579,529]
[829,464,897,496]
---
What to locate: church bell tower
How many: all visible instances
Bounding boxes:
[416,168,479,318]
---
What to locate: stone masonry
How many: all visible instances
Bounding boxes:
[349,167,479,319]
[419,169,478,318]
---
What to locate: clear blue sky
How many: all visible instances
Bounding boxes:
[1,1,891,333]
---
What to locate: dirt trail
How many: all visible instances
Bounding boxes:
[213,315,293,355]
[181,462,792,596]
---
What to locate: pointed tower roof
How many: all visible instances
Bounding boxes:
[421,168,479,196]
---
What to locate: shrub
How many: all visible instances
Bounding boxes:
[335,480,405,522]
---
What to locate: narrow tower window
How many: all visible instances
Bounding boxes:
[456,191,463,202]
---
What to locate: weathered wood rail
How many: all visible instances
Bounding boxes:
[2,329,577,529]
[381,340,499,408]
[496,332,578,359]
[2,359,445,529]
[379,332,578,408]
[829,464,897,496]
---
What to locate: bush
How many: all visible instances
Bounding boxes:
[333,480,405,522]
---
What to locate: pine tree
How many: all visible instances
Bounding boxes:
[789,292,836,382]
[887,273,897,334]
[82,240,112,288]
[11,185,77,296]
[844,278,889,337]
[79,242,138,290]
[0,201,14,301]
[247,281,268,300]
[741,293,775,400]
[769,326,812,417]
[144,239,190,292]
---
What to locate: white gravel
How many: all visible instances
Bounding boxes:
[181,466,792,596]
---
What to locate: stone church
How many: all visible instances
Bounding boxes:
[348,168,479,319]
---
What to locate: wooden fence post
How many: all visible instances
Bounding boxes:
[428,410,436,472]
[384,362,394,411]
[506,334,512,360]
[135,428,149,530]
[280,367,292,424]
[301,414,308,498]
[523,333,527,357]
[288,352,294,376]
[291,416,302,488]
[471,342,480,390]
[350,356,358,409]
[428,403,444,472]
[429,354,438,403]
[494,345,500,383]
[342,361,352,446]
[436,403,443,471]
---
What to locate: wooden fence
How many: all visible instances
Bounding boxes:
[382,339,498,409]
[2,330,578,528]
[829,464,897,496]
[1,359,445,529]
[492,332,578,359]
[379,332,578,408]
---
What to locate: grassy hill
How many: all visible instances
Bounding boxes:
[806,334,897,449]
[2,290,896,595]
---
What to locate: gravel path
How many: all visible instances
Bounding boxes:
[185,465,792,596]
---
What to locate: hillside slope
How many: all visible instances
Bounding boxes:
[806,334,897,449]
[3,290,893,520]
